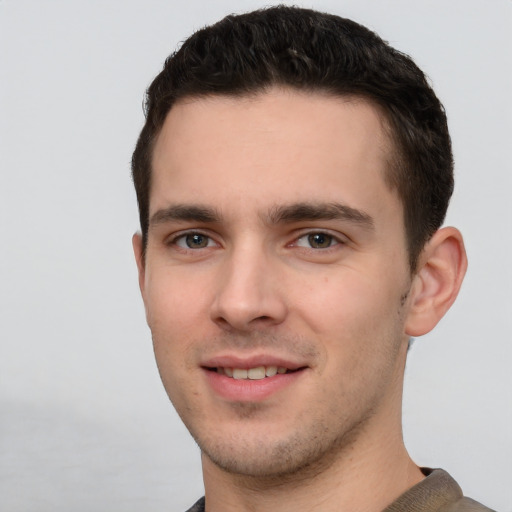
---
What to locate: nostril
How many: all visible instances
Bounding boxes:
[210,287,288,330]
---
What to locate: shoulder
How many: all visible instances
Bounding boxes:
[184,497,205,512]
[384,468,496,512]
[442,496,496,512]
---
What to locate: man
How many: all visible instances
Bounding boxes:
[131,6,493,512]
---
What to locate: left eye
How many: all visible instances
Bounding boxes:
[295,233,339,249]
[174,233,215,249]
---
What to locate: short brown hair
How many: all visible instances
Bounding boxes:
[132,6,453,271]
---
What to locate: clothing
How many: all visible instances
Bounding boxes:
[184,468,495,512]
[382,468,495,512]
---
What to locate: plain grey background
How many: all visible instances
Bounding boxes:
[1,1,511,511]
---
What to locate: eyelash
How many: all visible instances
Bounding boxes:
[293,232,344,250]
[168,231,217,250]
[167,230,346,252]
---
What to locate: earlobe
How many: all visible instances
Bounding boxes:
[132,233,146,298]
[405,227,468,337]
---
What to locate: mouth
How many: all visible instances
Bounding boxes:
[202,359,308,401]
[207,365,303,380]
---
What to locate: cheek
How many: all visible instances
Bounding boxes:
[298,270,406,367]
[145,267,210,333]
[143,273,211,387]
[298,269,395,329]
[147,286,202,412]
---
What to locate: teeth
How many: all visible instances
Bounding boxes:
[265,366,277,377]
[233,369,248,380]
[219,365,290,380]
[248,366,266,380]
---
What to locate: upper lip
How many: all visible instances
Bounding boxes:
[201,354,307,370]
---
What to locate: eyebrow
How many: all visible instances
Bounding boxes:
[149,201,374,230]
[267,202,374,229]
[149,204,221,226]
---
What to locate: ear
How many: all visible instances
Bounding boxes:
[405,227,467,337]
[132,233,146,298]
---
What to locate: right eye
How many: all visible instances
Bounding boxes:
[173,233,215,249]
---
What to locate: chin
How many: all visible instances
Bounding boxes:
[203,444,320,478]
[195,421,357,479]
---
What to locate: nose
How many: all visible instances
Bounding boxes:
[210,245,287,332]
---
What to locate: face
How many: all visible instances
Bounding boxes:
[136,89,415,478]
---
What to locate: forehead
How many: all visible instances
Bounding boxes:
[150,88,399,221]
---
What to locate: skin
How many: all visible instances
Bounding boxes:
[133,88,467,512]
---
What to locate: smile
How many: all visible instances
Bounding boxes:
[214,366,290,380]
[203,362,307,401]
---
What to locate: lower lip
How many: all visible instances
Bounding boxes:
[203,369,305,402]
